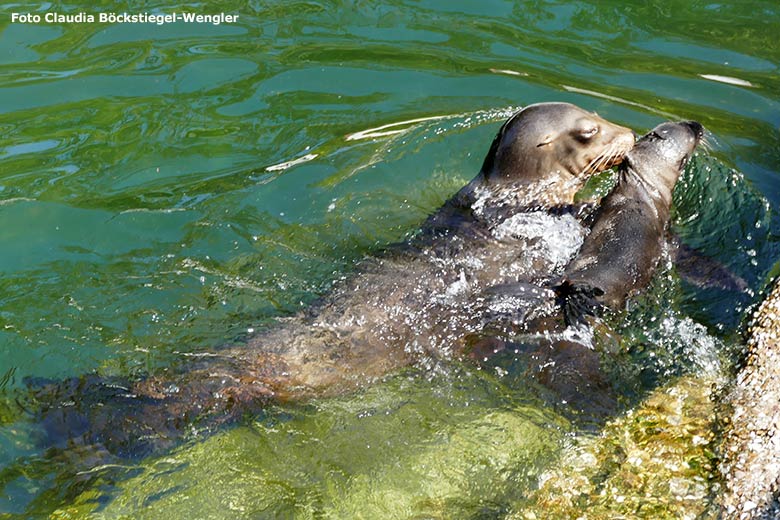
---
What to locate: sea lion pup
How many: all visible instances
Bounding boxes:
[523,121,703,420]
[719,276,780,519]
[28,103,635,458]
[555,120,705,321]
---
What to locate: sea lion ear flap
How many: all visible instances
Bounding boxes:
[536,133,555,147]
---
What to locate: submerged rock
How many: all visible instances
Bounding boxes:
[510,376,719,520]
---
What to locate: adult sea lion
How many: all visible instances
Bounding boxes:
[28,103,635,457]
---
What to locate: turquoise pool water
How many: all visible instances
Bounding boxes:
[0,1,778,517]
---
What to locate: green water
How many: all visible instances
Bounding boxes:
[0,1,778,518]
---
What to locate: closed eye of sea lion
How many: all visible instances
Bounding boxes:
[27,103,636,459]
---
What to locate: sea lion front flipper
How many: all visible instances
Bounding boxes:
[552,280,605,327]
[668,235,748,292]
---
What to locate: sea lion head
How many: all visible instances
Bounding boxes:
[480,102,635,198]
[625,120,703,204]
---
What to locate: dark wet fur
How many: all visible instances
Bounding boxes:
[26,355,278,459]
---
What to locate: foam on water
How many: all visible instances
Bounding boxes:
[493,211,587,271]
[482,284,558,327]
[656,315,724,378]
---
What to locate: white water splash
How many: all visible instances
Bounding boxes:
[493,211,587,269]
[439,270,470,303]
[658,316,723,377]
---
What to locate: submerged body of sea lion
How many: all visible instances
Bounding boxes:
[29,103,636,457]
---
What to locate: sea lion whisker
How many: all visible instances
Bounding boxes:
[582,141,619,176]
[580,155,601,175]
[595,145,616,172]
[604,147,623,170]
[581,147,608,176]
[604,140,630,169]
[597,141,621,172]
[699,134,713,152]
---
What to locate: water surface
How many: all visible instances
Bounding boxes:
[0,1,778,517]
